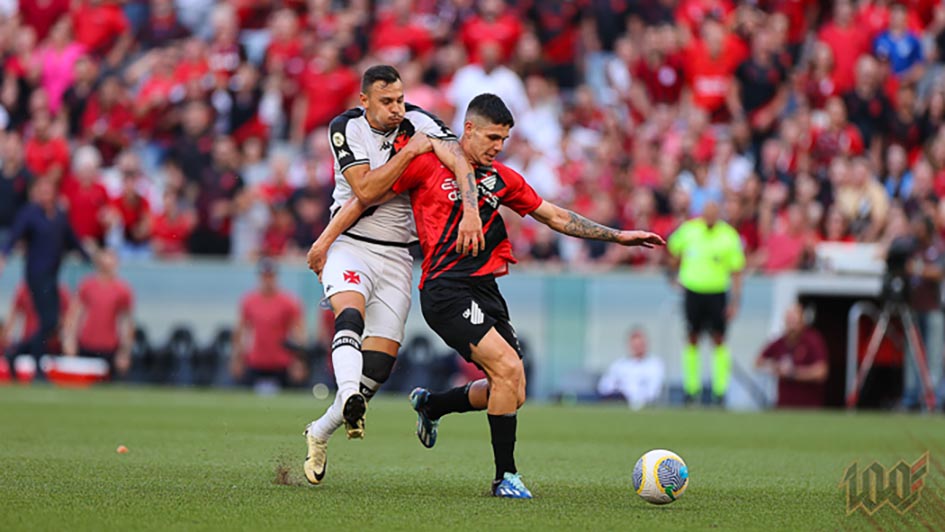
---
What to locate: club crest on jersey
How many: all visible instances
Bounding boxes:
[332,132,345,147]
[481,172,498,191]
[381,132,412,152]
[343,270,361,285]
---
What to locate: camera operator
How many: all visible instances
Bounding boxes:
[891,215,944,410]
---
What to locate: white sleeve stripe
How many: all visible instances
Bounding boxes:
[340,159,369,173]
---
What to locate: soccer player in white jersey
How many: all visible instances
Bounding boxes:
[301,65,484,485]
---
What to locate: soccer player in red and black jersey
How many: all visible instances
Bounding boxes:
[315,94,664,498]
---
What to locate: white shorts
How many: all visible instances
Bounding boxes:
[321,235,414,344]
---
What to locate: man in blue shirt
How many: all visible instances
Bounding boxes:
[0,179,94,379]
[873,3,924,82]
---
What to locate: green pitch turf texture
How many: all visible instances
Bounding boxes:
[2,386,944,531]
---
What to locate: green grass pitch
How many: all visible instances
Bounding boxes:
[2,386,944,531]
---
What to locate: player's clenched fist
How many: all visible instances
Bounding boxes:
[405,133,433,156]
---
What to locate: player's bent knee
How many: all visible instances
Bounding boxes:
[335,307,364,331]
[333,308,365,349]
[330,291,366,315]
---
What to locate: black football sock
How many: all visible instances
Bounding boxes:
[488,413,517,481]
[424,382,478,420]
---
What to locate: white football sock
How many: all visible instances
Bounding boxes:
[309,394,344,440]
[331,329,363,402]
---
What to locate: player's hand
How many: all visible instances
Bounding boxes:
[405,134,433,157]
[0,255,5,277]
[726,301,740,320]
[63,337,78,357]
[307,241,328,281]
[230,355,245,380]
[616,231,666,248]
[288,359,308,384]
[115,350,131,375]
[457,211,486,257]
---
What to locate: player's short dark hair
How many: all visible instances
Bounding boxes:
[465,93,515,127]
[361,65,401,93]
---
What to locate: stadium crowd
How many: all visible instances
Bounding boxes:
[1,0,945,273]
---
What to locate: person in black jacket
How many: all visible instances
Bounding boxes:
[0,179,95,379]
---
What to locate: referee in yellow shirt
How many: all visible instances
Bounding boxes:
[667,201,745,406]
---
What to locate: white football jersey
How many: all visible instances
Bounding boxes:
[328,104,456,245]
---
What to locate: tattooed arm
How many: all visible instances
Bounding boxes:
[529,200,666,247]
[430,138,486,256]
[350,134,432,205]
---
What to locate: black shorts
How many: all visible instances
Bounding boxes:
[420,276,522,362]
[684,289,728,336]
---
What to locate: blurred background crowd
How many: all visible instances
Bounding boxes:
[2,0,945,273]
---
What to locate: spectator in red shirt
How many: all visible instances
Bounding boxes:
[231,259,306,389]
[817,0,870,94]
[797,41,840,110]
[684,17,745,122]
[258,155,295,206]
[261,203,297,257]
[808,97,865,173]
[4,24,39,83]
[108,153,152,256]
[633,24,686,111]
[524,0,583,88]
[370,0,435,64]
[756,302,829,408]
[264,8,304,76]
[132,48,181,144]
[291,43,358,141]
[206,4,247,82]
[70,0,133,67]
[81,75,134,166]
[675,0,735,39]
[232,0,275,31]
[20,0,70,42]
[62,145,110,244]
[151,189,196,259]
[723,191,760,254]
[63,249,135,378]
[820,207,855,243]
[754,203,816,273]
[23,111,70,183]
[3,283,71,356]
[461,0,523,64]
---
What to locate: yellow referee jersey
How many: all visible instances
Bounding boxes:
[667,218,745,294]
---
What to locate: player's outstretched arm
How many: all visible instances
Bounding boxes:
[306,194,396,278]
[430,138,486,256]
[349,134,432,205]
[528,200,666,247]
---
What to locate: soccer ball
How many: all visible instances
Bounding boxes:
[633,449,689,505]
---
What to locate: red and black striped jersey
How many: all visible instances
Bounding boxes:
[393,153,543,289]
